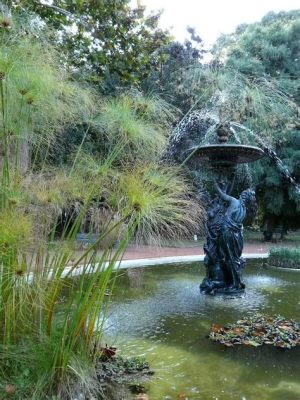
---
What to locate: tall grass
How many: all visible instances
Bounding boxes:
[0,7,202,399]
[92,91,178,163]
[116,164,203,244]
[165,64,298,146]
[0,162,133,399]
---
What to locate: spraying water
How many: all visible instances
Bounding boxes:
[230,122,300,195]
[163,109,300,196]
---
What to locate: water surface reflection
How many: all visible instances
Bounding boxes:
[104,263,300,400]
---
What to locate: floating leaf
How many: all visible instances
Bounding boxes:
[237,319,248,324]
[100,345,117,359]
[243,340,262,347]
[278,325,293,331]
[253,331,264,337]
[223,341,234,347]
[211,324,224,333]
[232,327,245,335]
[177,393,188,399]
[208,314,300,349]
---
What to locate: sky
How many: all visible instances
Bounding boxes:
[137,0,300,47]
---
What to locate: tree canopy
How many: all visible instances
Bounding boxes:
[12,0,172,88]
[213,10,300,101]
[212,10,300,232]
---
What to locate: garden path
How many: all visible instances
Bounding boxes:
[121,242,270,260]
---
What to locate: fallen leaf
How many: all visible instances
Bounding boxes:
[211,324,223,333]
[278,325,293,331]
[237,319,248,324]
[243,340,261,347]
[100,345,117,359]
[177,393,188,399]
[136,394,149,400]
[223,342,234,347]
[5,384,16,394]
[232,327,245,334]
[253,331,264,337]
[209,314,300,350]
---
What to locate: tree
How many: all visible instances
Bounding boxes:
[212,10,300,234]
[144,27,206,113]
[12,0,171,89]
[254,130,300,235]
[213,10,300,102]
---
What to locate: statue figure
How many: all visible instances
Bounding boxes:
[200,195,225,294]
[200,182,257,295]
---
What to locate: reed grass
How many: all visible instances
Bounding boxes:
[0,7,202,399]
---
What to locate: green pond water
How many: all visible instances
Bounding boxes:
[104,263,300,400]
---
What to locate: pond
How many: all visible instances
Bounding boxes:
[103,262,300,400]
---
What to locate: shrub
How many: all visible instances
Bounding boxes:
[269,247,300,269]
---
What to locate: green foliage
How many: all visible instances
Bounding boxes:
[269,247,300,268]
[0,7,202,398]
[0,4,97,185]
[253,130,300,230]
[0,165,201,398]
[193,68,297,135]
[213,10,300,76]
[53,91,178,166]
[213,10,300,102]
[209,11,300,230]
[92,92,178,163]
[115,165,203,244]
[11,0,171,88]
[144,32,205,113]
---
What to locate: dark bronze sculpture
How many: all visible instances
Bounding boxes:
[200,182,256,295]
[201,190,225,293]
[188,122,265,295]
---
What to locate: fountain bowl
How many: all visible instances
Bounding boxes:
[189,144,265,166]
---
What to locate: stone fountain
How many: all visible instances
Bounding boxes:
[188,122,265,295]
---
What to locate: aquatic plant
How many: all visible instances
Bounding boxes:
[0,5,97,208]
[92,91,178,164]
[116,165,203,245]
[0,7,201,399]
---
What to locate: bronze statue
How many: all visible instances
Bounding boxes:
[200,182,256,295]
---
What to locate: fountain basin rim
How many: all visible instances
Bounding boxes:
[189,144,265,165]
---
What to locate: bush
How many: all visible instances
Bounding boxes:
[269,247,300,269]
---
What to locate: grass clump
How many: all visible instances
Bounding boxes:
[93,92,178,164]
[116,165,203,245]
[269,247,300,269]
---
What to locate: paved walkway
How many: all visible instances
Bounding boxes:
[58,242,271,278]
[122,242,270,260]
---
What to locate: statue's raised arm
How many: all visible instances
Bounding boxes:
[214,181,236,203]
